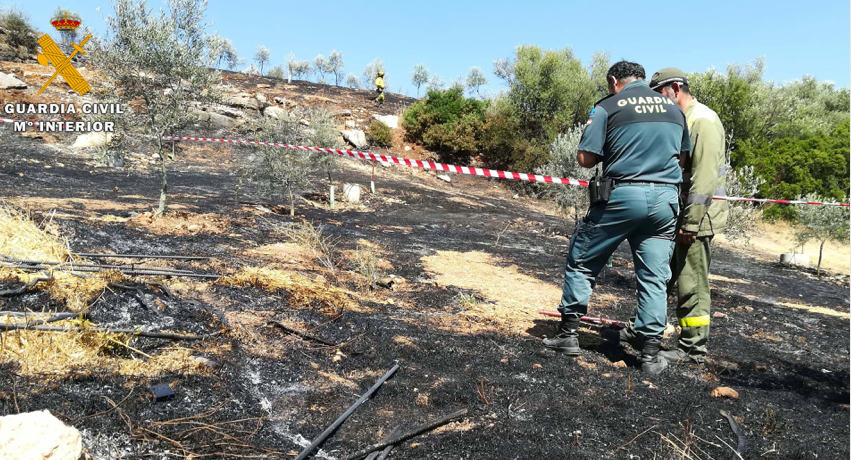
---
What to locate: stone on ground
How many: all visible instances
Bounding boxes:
[341,129,368,149]
[0,410,83,460]
[343,184,361,203]
[373,114,399,129]
[0,72,26,90]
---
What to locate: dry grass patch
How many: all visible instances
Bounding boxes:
[0,204,70,262]
[421,251,563,332]
[0,322,211,378]
[217,265,360,315]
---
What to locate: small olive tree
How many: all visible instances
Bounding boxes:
[328,50,345,86]
[345,73,359,89]
[426,74,445,92]
[94,0,220,216]
[207,33,241,70]
[267,65,285,79]
[794,193,850,275]
[245,114,312,216]
[254,45,270,75]
[536,125,594,225]
[411,63,429,97]
[725,164,765,242]
[466,66,488,98]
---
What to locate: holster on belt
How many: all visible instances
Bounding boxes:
[588,167,613,206]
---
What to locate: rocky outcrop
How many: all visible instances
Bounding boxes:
[0,72,27,90]
[194,109,236,129]
[263,106,287,120]
[341,129,368,149]
[373,114,399,129]
[0,410,83,460]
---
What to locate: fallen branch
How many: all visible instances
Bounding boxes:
[366,427,402,460]
[343,408,469,460]
[296,364,401,460]
[0,324,218,340]
[270,321,336,346]
[720,410,747,459]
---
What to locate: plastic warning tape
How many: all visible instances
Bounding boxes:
[0,117,847,206]
[161,135,591,186]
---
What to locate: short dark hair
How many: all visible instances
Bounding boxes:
[607,61,646,82]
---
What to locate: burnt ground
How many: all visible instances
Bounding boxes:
[0,129,849,460]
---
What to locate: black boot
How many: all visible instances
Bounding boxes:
[543,314,580,355]
[600,326,643,350]
[639,336,668,375]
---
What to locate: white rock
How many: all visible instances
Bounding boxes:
[255,93,267,103]
[780,253,810,266]
[193,109,236,129]
[380,161,392,168]
[72,132,113,148]
[345,120,356,129]
[373,114,398,129]
[263,106,287,120]
[227,95,260,111]
[0,72,27,90]
[436,174,451,183]
[343,183,361,202]
[0,410,82,460]
[404,145,411,151]
[341,129,368,149]
[299,119,310,126]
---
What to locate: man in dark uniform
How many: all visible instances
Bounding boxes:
[543,61,690,374]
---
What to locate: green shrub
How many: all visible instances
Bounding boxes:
[402,87,487,162]
[0,8,39,53]
[367,120,393,147]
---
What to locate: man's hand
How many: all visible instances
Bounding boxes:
[676,229,697,244]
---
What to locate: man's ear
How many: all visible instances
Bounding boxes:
[671,82,681,95]
[608,76,617,93]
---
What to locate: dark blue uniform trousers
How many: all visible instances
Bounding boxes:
[559,183,679,338]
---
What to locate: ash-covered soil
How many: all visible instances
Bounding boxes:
[0,130,848,460]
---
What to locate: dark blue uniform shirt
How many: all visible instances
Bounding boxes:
[578,80,689,184]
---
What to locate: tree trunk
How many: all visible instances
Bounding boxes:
[818,239,825,276]
[289,189,295,217]
[156,139,167,217]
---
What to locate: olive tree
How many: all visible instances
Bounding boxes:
[345,73,359,89]
[425,74,445,92]
[465,66,488,98]
[536,125,593,225]
[267,65,285,79]
[254,45,270,75]
[411,63,429,97]
[794,192,850,275]
[207,33,241,70]
[245,114,312,216]
[724,164,765,242]
[313,54,328,83]
[94,0,220,216]
[328,50,345,86]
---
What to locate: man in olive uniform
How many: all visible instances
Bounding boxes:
[543,61,690,375]
[650,68,728,364]
[374,71,385,106]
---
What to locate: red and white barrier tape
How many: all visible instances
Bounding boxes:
[2,118,848,207]
[161,135,591,186]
